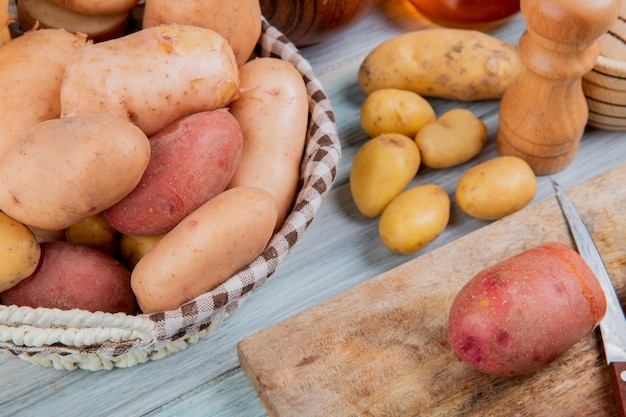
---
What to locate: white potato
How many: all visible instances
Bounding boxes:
[60,24,240,136]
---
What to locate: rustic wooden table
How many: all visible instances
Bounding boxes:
[1,1,625,416]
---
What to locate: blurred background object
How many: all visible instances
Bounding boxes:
[260,0,382,46]
[407,0,520,30]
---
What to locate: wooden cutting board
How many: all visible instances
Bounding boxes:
[237,163,626,417]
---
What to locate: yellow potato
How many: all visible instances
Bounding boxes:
[350,133,421,218]
[456,156,537,220]
[358,28,522,101]
[60,24,240,137]
[65,213,118,256]
[0,211,41,292]
[0,114,151,230]
[416,108,487,169]
[118,233,166,269]
[142,0,261,66]
[0,28,87,160]
[360,88,435,138]
[379,184,450,255]
[131,187,278,313]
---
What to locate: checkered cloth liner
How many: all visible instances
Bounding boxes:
[0,18,341,370]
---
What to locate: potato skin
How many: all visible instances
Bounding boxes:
[118,233,166,270]
[227,57,309,231]
[60,24,240,137]
[0,241,138,315]
[105,109,243,236]
[65,213,118,256]
[0,28,87,160]
[0,212,41,292]
[131,187,278,313]
[360,88,435,138]
[47,0,138,15]
[350,133,421,218]
[415,108,487,169]
[379,184,450,254]
[456,156,537,220]
[358,28,522,101]
[142,0,261,66]
[0,114,151,230]
[447,242,606,376]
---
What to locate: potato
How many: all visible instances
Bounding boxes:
[65,213,118,256]
[1,0,11,47]
[360,88,435,138]
[455,156,537,220]
[142,0,261,66]
[46,0,138,15]
[378,184,450,254]
[17,0,131,43]
[105,109,243,236]
[0,28,87,159]
[60,24,240,137]
[0,114,151,230]
[358,28,522,101]
[0,211,41,292]
[350,133,421,218]
[118,233,166,270]
[447,242,606,376]
[227,57,309,230]
[416,109,487,169]
[0,241,138,315]
[131,187,278,313]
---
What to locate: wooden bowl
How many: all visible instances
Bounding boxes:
[583,1,626,131]
[260,0,382,46]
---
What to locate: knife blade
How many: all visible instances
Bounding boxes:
[551,178,626,417]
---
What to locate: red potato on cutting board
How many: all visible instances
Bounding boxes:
[104,109,243,236]
[227,57,309,231]
[0,28,87,160]
[0,241,138,315]
[447,242,606,376]
[59,24,240,137]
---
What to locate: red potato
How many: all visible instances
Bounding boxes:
[447,242,606,376]
[0,241,138,315]
[227,57,309,231]
[104,109,243,236]
[0,28,87,160]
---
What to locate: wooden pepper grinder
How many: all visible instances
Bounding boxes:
[496,0,620,175]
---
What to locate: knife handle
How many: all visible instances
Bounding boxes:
[610,362,626,417]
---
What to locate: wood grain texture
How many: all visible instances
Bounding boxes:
[238,163,626,417]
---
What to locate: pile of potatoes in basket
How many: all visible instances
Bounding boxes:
[351,28,538,255]
[0,0,309,314]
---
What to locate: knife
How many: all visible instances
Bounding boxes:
[551,178,626,417]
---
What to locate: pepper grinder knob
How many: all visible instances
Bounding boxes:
[496,0,620,175]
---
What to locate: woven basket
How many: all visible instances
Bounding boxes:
[0,18,341,371]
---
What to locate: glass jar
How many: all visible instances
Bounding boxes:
[408,0,520,30]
